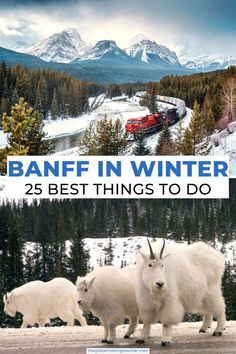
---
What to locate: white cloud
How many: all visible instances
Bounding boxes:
[0,1,236,59]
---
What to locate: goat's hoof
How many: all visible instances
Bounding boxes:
[161,341,171,347]
[101,339,107,343]
[213,331,222,337]
[199,329,206,333]
[124,335,130,339]
[106,340,114,344]
[136,339,145,344]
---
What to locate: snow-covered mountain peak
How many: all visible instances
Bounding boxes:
[178,48,236,70]
[63,27,82,38]
[79,39,129,61]
[125,39,180,66]
[128,33,153,46]
[25,28,91,63]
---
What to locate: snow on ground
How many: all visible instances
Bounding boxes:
[46,97,149,140]
[83,236,236,268]
[0,176,7,200]
[210,122,236,176]
[0,129,7,149]
[0,321,236,354]
[24,236,236,271]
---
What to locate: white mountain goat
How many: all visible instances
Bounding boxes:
[76,265,138,344]
[3,278,86,327]
[3,280,49,327]
[135,239,225,346]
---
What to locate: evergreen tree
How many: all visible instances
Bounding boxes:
[181,128,193,155]
[104,237,114,266]
[205,108,215,135]
[78,122,97,155]
[1,97,31,173]
[181,100,211,156]
[24,110,54,155]
[68,228,90,281]
[34,77,48,116]
[126,86,133,98]
[174,120,185,155]
[51,89,58,120]
[148,91,159,113]
[155,122,175,155]
[78,117,127,155]
[132,132,152,155]
[108,84,122,98]
[11,88,19,106]
[15,71,31,102]
[0,98,54,174]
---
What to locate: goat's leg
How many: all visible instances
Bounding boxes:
[136,322,151,344]
[199,314,213,333]
[124,316,138,338]
[161,324,172,346]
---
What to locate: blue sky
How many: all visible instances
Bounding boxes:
[0,0,235,58]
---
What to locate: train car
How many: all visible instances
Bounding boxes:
[125,94,187,139]
[176,103,187,118]
[125,112,165,139]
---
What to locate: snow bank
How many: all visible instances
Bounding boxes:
[25,237,236,271]
[210,123,236,176]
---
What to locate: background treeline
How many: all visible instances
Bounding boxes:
[1,63,235,124]
[113,66,236,120]
[157,66,236,119]
[0,182,236,326]
[0,62,104,122]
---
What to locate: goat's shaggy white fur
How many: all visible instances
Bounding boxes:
[135,239,226,346]
[76,265,138,343]
[3,278,86,328]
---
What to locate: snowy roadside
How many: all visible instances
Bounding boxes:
[0,321,235,354]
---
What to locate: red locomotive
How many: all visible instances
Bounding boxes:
[125,108,179,139]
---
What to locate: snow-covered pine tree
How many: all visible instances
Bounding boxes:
[155,122,175,155]
[132,132,152,155]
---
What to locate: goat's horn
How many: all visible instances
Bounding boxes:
[160,239,165,259]
[147,238,155,259]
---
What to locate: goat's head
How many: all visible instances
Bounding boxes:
[139,239,169,297]
[76,276,96,311]
[3,292,17,317]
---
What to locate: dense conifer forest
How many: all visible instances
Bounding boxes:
[122,66,236,120]
[0,62,103,122]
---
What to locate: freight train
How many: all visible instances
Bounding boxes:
[125,94,187,139]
